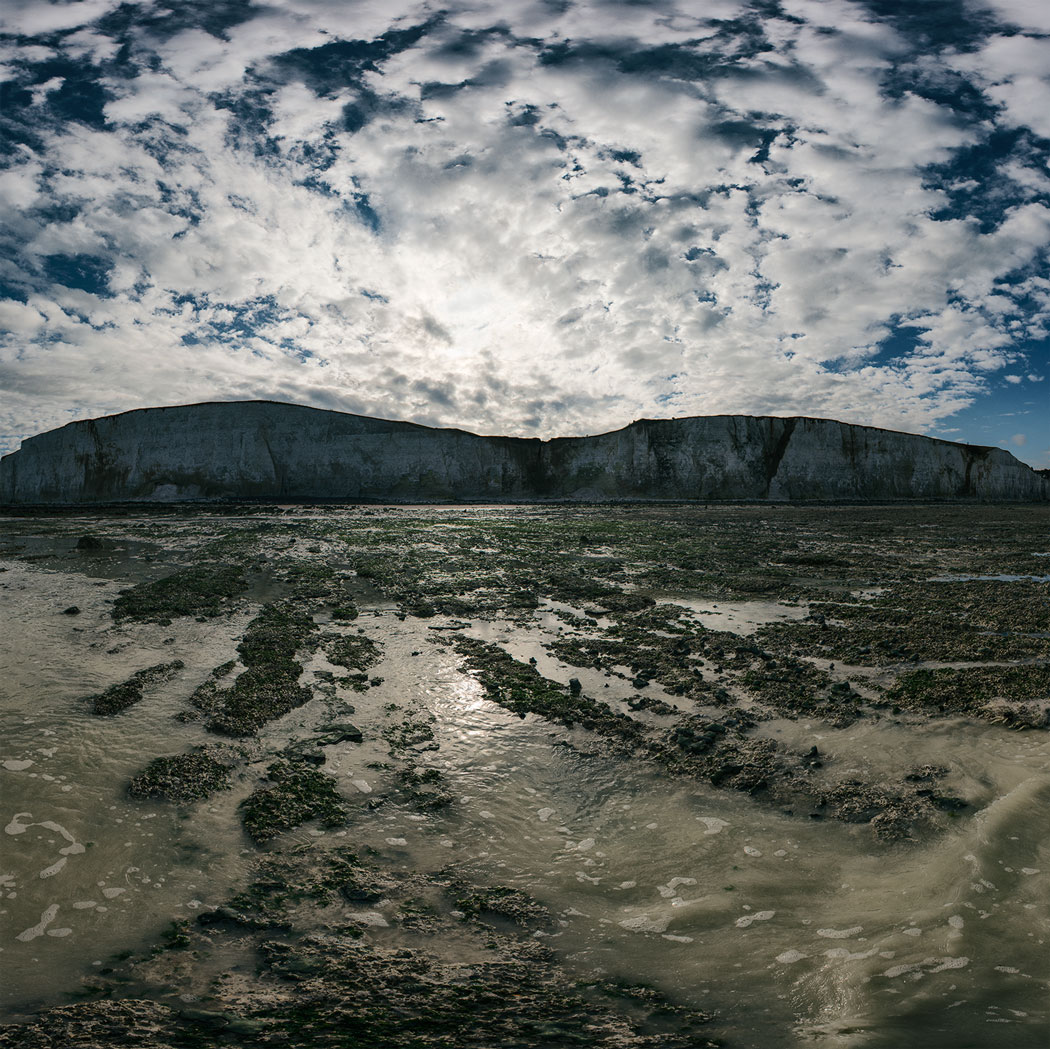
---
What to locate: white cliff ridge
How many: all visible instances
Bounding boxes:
[1,401,1046,504]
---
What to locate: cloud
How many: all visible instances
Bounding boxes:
[0,0,124,37]
[1011,432,1027,446]
[949,31,1050,139]
[0,0,1048,465]
[978,0,1050,33]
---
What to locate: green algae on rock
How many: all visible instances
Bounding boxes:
[449,882,553,928]
[205,668,314,737]
[887,664,1050,728]
[87,660,184,716]
[236,600,317,668]
[395,764,453,810]
[240,760,346,842]
[199,601,319,736]
[453,635,644,742]
[112,565,247,622]
[324,632,382,672]
[127,749,233,802]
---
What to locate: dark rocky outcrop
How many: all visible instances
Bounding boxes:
[1,400,1045,504]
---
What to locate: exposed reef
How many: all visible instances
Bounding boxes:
[2,400,1046,504]
[2,504,1048,1047]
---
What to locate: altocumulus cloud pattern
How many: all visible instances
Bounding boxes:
[1,0,1048,463]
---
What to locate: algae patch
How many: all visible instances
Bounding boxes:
[888,664,1050,728]
[240,760,346,842]
[453,636,643,742]
[201,601,318,737]
[128,749,233,802]
[112,565,247,623]
[324,632,382,673]
[86,661,184,716]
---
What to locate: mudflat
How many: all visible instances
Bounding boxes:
[1,504,1047,1048]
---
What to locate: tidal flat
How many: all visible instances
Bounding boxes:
[1,504,1047,1048]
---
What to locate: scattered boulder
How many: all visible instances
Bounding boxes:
[315,721,364,746]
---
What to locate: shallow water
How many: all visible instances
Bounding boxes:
[657,596,811,636]
[931,574,1050,583]
[0,560,255,1009]
[352,612,1050,1048]
[2,521,1049,1047]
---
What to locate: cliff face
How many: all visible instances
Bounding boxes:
[1,401,1046,504]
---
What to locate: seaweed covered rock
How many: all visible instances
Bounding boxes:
[206,668,314,737]
[236,601,317,668]
[87,661,184,716]
[0,1000,205,1049]
[203,602,319,737]
[112,566,246,622]
[240,760,346,842]
[324,632,382,672]
[449,883,552,928]
[453,636,643,742]
[128,749,233,802]
[887,664,1050,728]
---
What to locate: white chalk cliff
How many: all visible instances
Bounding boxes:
[1,401,1046,504]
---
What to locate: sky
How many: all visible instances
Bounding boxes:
[1,0,1048,468]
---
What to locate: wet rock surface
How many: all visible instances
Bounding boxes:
[87,660,185,716]
[240,760,347,843]
[0,845,717,1049]
[127,749,235,802]
[202,602,320,737]
[887,664,1050,728]
[112,566,247,623]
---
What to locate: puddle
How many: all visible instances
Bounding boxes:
[656,597,811,635]
[931,574,1050,583]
